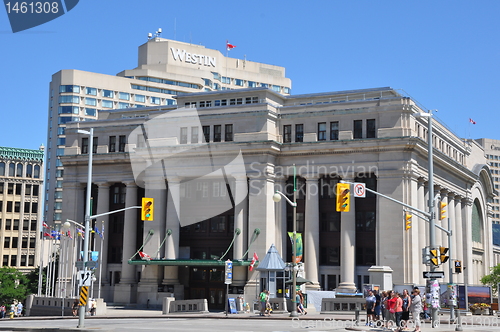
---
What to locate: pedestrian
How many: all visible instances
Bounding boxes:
[365,290,376,326]
[16,302,23,317]
[0,304,5,319]
[90,299,97,316]
[410,288,422,332]
[401,289,411,329]
[259,289,267,316]
[373,290,381,322]
[385,290,397,328]
[297,291,307,315]
[394,292,403,331]
[380,291,388,322]
[72,300,79,317]
[9,302,16,319]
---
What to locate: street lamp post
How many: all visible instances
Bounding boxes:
[77,128,93,329]
[272,164,298,317]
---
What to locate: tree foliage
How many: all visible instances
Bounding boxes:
[0,267,28,305]
[480,264,500,294]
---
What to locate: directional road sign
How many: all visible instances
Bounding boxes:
[423,271,445,279]
[78,270,93,286]
[225,260,232,285]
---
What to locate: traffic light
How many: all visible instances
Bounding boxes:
[430,248,439,266]
[439,246,449,264]
[336,183,350,212]
[141,197,154,221]
[455,260,462,273]
[439,202,447,220]
[405,212,412,231]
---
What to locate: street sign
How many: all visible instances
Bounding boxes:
[353,183,366,198]
[75,261,98,269]
[423,271,445,279]
[78,270,93,286]
[225,260,232,285]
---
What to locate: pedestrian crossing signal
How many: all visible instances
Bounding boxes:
[141,197,154,221]
[454,260,462,273]
[336,183,350,212]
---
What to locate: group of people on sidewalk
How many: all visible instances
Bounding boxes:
[259,289,307,316]
[0,301,23,318]
[365,287,423,332]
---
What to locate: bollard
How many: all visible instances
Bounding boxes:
[354,308,359,326]
[455,309,463,331]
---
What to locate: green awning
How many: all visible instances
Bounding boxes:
[128,259,253,266]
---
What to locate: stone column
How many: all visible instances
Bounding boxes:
[137,175,167,305]
[95,182,110,297]
[417,179,427,285]
[462,197,473,285]
[407,175,420,283]
[453,195,464,284]
[304,175,320,290]
[163,178,181,298]
[337,177,356,293]
[114,182,138,303]
[274,177,287,260]
[233,177,248,260]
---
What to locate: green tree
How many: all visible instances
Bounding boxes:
[0,267,29,305]
[26,268,47,296]
[480,264,500,294]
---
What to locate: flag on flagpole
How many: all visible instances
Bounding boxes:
[226,40,236,51]
[139,251,151,261]
[94,225,102,238]
[249,252,258,271]
[43,222,49,229]
[67,230,73,240]
[469,118,476,124]
[43,232,53,238]
[101,223,104,239]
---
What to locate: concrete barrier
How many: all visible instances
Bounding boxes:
[321,298,364,314]
[164,299,209,314]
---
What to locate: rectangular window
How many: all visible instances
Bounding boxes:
[14,202,20,213]
[224,124,233,142]
[4,237,10,249]
[58,95,80,104]
[15,183,22,195]
[102,100,113,108]
[213,125,222,142]
[82,137,89,154]
[235,79,244,86]
[93,137,98,154]
[30,220,36,231]
[248,81,257,88]
[0,183,3,194]
[134,94,145,103]
[180,127,188,144]
[119,92,130,100]
[118,135,126,152]
[29,237,35,248]
[283,125,292,143]
[5,219,11,230]
[24,202,30,214]
[118,102,129,109]
[330,121,339,140]
[102,89,114,98]
[85,87,97,95]
[33,185,39,196]
[353,120,363,139]
[59,85,80,93]
[318,122,326,141]
[191,127,199,144]
[151,97,160,105]
[109,136,116,152]
[6,201,12,212]
[295,124,304,142]
[366,119,376,138]
[22,238,28,249]
[85,108,96,116]
[8,183,14,195]
[202,126,210,143]
[13,219,19,229]
[58,106,79,114]
[85,98,97,106]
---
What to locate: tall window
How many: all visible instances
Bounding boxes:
[180,127,188,144]
[353,120,363,139]
[9,163,15,176]
[34,165,40,178]
[202,126,210,143]
[214,125,221,142]
[26,164,32,178]
[118,135,126,152]
[225,124,233,142]
[318,123,326,141]
[191,127,199,144]
[283,125,292,143]
[92,137,98,154]
[330,121,339,140]
[0,162,4,176]
[16,164,23,177]
[366,119,376,138]
[82,137,89,154]
[109,136,116,152]
[295,124,304,142]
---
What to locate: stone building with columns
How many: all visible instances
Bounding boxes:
[59,86,496,309]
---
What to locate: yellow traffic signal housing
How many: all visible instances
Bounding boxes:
[141,197,154,221]
[336,183,350,212]
[439,246,449,264]
[405,212,412,231]
[439,202,447,220]
[430,248,439,266]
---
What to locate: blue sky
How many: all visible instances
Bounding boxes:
[1,0,499,150]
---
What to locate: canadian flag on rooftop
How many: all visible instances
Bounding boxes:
[226,40,236,51]
[249,252,258,271]
[139,251,151,261]
[469,118,476,125]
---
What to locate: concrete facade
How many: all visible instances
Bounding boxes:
[59,87,495,308]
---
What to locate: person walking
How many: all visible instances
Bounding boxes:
[72,300,79,317]
[297,290,307,315]
[373,290,382,322]
[401,289,411,329]
[259,289,267,316]
[394,292,403,331]
[365,290,376,326]
[410,288,423,332]
[386,291,397,329]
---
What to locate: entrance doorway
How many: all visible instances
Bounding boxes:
[187,267,225,310]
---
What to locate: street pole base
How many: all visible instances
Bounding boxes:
[290,310,299,317]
